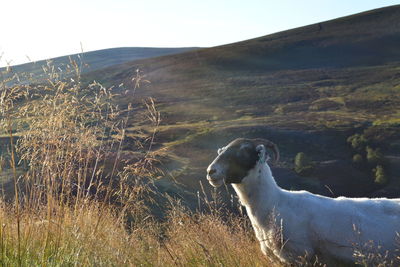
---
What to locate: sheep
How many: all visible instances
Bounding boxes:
[206,138,400,265]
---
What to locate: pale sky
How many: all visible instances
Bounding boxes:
[1,0,399,67]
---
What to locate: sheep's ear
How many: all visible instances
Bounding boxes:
[256,144,267,163]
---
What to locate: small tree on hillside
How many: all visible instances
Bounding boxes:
[373,165,388,185]
[347,134,367,151]
[366,146,385,165]
[294,152,314,175]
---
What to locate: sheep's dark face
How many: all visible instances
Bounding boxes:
[206,139,264,187]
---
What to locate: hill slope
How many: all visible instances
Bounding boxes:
[1,47,198,84]
[92,5,400,121]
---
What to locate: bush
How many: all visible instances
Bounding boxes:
[294,152,314,175]
[347,134,367,151]
[373,165,388,185]
[366,146,385,165]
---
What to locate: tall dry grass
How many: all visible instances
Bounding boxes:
[0,196,275,266]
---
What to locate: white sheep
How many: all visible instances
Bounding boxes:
[206,138,400,265]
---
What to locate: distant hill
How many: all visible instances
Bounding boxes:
[1,47,199,84]
[94,5,400,78]
[89,5,400,135]
[84,5,400,199]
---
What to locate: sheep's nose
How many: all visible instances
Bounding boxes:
[208,168,217,176]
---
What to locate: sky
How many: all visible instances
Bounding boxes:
[1,0,399,67]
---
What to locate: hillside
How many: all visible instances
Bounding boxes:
[86,5,400,199]
[1,47,198,84]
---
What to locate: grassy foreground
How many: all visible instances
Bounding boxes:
[0,201,273,266]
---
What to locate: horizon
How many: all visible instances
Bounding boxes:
[1,0,399,68]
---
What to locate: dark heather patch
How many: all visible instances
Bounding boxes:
[219,139,259,184]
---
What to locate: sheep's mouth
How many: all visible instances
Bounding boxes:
[206,176,224,188]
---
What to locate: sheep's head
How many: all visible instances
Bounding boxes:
[206,138,279,187]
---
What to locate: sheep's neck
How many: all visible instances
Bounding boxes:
[232,163,280,215]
